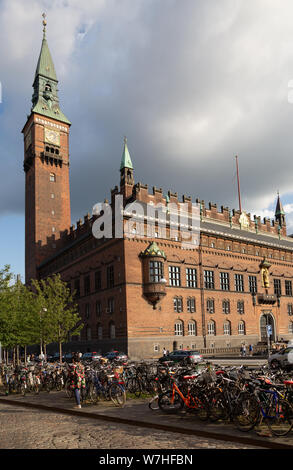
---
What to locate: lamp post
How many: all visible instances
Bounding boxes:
[40,307,47,356]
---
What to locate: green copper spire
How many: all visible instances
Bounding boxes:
[31,13,71,125]
[140,241,166,259]
[120,137,133,170]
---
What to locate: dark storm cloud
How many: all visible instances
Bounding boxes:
[2,0,293,229]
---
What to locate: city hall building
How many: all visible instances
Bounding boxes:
[23,20,293,358]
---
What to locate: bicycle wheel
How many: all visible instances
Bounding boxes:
[64,380,73,398]
[109,383,126,407]
[208,391,228,422]
[126,377,141,397]
[189,391,209,422]
[158,391,184,413]
[266,398,293,437]
[233,392,260,432]
[148,395,159,410]
[20,383,26,397]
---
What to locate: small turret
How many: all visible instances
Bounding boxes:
[275,192,285,228]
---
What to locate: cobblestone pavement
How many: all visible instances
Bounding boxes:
[0,402,262,449]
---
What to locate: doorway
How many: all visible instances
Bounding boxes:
[260,312,276,342]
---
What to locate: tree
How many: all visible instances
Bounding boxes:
[32,274,83,361]
[0,266,15,360]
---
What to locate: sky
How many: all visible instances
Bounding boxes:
[1,0,293,281]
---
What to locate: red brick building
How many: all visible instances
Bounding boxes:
[23,23,293,358]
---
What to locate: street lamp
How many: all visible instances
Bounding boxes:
[40,307,47,356]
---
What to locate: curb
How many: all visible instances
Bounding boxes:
[0,397,292,450]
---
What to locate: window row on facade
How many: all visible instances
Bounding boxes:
[168,267,293,296]
[83,297,116,318]
[81,320,293,341]
[71,265,115,298]
[174,319,247,336]
[205,239,292,262]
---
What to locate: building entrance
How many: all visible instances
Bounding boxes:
[260,312,276,342]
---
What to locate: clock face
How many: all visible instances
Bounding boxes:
[45,127,60,146]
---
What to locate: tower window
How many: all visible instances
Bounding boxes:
[50,173,56,182]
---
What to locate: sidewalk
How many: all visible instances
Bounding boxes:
[0,390,292,449]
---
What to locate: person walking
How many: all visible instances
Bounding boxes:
[242,344,246,357]
[249,344,253,356]
[69,353,86,409]
[163,347,167,357]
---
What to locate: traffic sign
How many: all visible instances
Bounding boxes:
[266,325,272,336]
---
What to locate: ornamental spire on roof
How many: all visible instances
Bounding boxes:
[31,13,70,125]
[275,191,286,228]
[120,137,134,171]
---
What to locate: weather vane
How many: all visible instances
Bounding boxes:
[42,12,47,38]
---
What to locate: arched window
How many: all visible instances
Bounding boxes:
[207,320,216,336]
[174,321,183,336]
[50,173,56,182]
[109,321,116,339]
[223,320,231,336]
[238,321,246,335]
[188,321,196,336]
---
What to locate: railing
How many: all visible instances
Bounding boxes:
[198,345,268,357]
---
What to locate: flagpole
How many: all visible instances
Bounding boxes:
[235,155,242,213]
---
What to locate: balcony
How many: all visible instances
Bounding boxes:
[257,294,277,305]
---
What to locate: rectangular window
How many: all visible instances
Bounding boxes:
[222,300,230,314]
[173,297,183,313]
[96,301,102,316]
[84,275,91,295]
[249,276,257,294]
[204,270,214,289]
[237,301,245,314]
[235,274,244,292]
[288,304,293,316]
[186,268,197,288]
[95,271,102,291]
[107,266,114,289]
[207,299,215,313]
[85,303,90,319]
[107,298,115,313]
[220,272,230,291]
[274,279,282,297]
[169,266,181,287]
[187,297,196,313]
[149,261,164,283]
[74,279,80,297]
[285,280,292,296]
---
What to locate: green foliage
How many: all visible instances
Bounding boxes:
[0,267,83,356]
[31,274,83,359]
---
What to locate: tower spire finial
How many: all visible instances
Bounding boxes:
[42,12,47,39]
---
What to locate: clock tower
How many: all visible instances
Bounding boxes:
[22,15,71,282]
